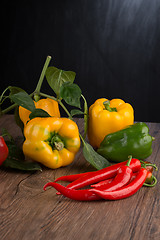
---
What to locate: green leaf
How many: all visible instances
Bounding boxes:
[1,128,14,141]
[60,82,82,108]
[29,108,51,120]
[82,139,110,170]
[9,91,35,112]
[2,158,42,171]
[70,109,84,117]
[46,66,76,96]
[1,140,42,171]
[8,86,25,96]
[14,106,24,133]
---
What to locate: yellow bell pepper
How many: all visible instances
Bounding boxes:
[19,98,60,126]
[88,98,134,149]
[23,117,80,169]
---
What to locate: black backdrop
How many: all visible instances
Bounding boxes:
[1,0,160,122]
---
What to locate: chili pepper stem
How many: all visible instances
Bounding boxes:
[140,160,158,171]
[126,155,132,166]
[143,175,157,187]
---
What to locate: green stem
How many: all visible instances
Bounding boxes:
[81,94,88,139]
[126,155,132,166]
[103,100,117,112]
[59,100,72,119]
[143,175,157,187]
[0,86,10,103]
[1,56,51,115]
[38,92,57,101]
[0,56,51,115]
[1,103,17,115]
[39,92,72,118]
[79,133,85,146]
[140,160,158,171]
[34,56,52,95]
[1,92,34,115]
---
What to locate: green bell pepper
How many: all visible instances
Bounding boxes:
[97,122,154,162]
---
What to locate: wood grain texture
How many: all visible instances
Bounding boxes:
[0,115,160,240]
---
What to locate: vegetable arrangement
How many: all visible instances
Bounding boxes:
[0,56,110,171]
[0,55,158,201]
[44,156,157,201]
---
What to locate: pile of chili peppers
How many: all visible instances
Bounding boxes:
[43,156,158,201]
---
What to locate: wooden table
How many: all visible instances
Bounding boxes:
[0,115,160,240]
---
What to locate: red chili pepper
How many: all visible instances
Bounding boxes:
[44,182,101,201]
[145,171,153,183]
[139,160,158,187]
[90,168,148,200]
[44,157,134,201]
[0,136,9,165]
[91,178,113,188]
[140,160,158,171]
[130,169,157,187]
[54,172,91,182]
[43,165,132,201]
[91,161,158,188]
[65,158,141,190]
[145,165,153,173]
[143,171,157,187]
[90,156,133,191]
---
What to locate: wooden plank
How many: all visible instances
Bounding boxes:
[0,115,160,240]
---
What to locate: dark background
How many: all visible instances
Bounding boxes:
[1,0,160,122]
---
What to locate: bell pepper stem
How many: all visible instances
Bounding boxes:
[103,100,117,112]
[54,142,64,151]
[50,134,64,151]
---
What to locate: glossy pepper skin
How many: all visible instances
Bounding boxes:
[22,117,80,169]
[43,159,133,201]
[0,136,9,165]
[97,122,153,163]
[91,168,148,200]
[65,158,141,190]
[19,98,60,126]
[88,98,134,149]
